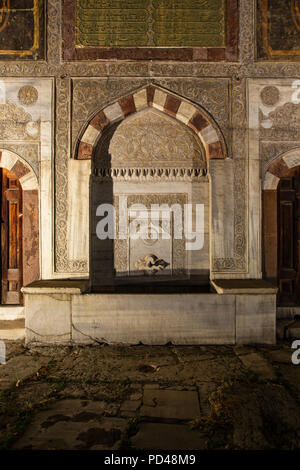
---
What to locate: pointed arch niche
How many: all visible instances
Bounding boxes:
[71,85,232,288]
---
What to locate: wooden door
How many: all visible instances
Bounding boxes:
[278,166,300,305]
[0,168,23,305]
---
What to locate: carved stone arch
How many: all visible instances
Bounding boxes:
[74,84,227,163]
[263,148,300,190]
[0,149,38,191]
[0,149,39,288]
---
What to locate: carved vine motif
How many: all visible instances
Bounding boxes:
[260,102,300,141]
[71,78,149,150]
[106,109,206,169]
[212,79,247,272]
[0,101,40,141]
[155,78,230,151]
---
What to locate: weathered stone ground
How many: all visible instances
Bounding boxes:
[0,339,300,450]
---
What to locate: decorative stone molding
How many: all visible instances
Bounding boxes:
[75,84,227,162]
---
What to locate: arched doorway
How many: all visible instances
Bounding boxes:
[0,168,23,304]
[263,149,300,306]
[0,150,40,304]
[277,166,300,305]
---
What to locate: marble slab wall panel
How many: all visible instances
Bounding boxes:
[0,78,53,280]
[67,159,91,268]
[210,159,235,266]
[248,78,300,279]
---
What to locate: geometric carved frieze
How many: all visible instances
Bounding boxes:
[94,167,208,182]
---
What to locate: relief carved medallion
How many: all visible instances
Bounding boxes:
[260,86,280,107]
[18,86,39,106]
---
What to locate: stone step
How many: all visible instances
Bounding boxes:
[0,319,25,340]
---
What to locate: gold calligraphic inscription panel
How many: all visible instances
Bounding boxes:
[76,0,225,48]
[257,0,300,60]
[0,0,45,59]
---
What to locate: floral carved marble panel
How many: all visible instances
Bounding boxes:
[95,108,206,170]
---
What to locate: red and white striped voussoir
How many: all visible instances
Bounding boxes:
[0,149,38,190]
[263,149,300,190]
[76,85,225,161]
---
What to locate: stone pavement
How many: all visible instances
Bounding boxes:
[0,340,300,450]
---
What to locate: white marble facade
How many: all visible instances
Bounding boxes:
[0,78,53,280]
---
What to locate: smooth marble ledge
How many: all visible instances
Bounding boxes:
[211,279,278,295]
[0,306,24,320]
[22,279,89,295]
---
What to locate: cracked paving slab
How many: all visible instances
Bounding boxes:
[140,389,200,420]
[0,340,300,450]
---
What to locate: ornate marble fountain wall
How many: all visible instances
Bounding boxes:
[6,0,298,343]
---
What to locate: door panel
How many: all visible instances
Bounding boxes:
[278,167,300,305]
[0,168,23,304]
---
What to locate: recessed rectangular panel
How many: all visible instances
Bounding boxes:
[0,0,45,60]
[76,0,225,48]
[257,0,300,60]
[64,0,238,61]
